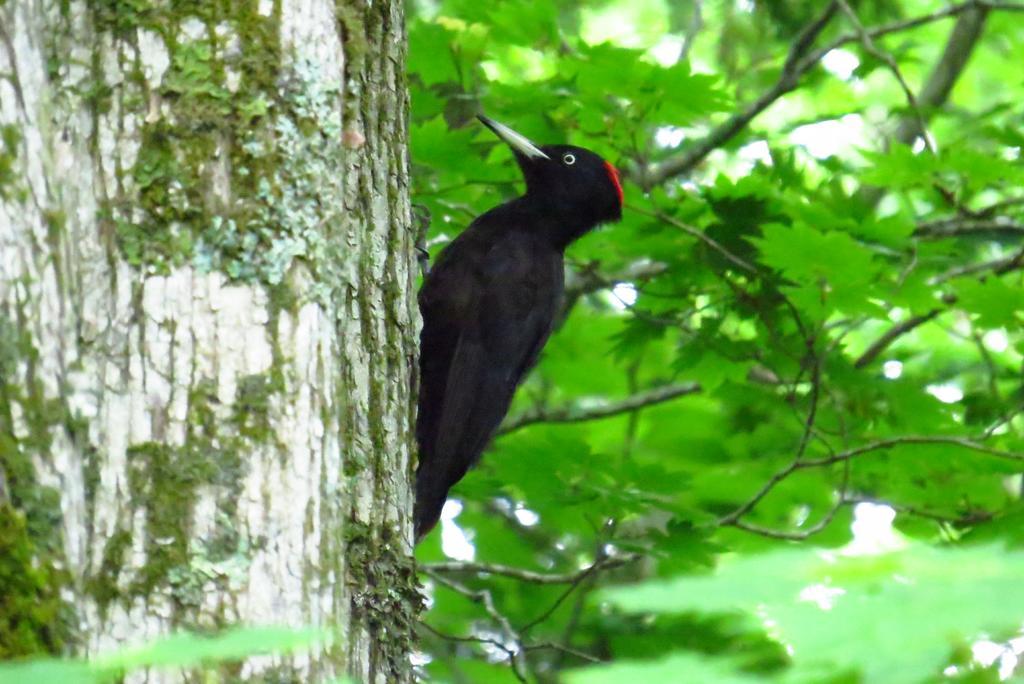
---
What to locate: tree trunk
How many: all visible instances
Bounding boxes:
[0,0,418,680]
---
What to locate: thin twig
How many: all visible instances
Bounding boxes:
[728,500,842,540]
[564,260,669,300]
[856,246,1024,368]
[630,205,759,275]
[422,554,639,585]
[423,570,529,681]
[522,641,603,664]
[719,435,1022,527]
[837,0,935,154]
[862,4,991,206]
[971,329,1002,400]
[794,349,823,462]
[498,382,702,435]
[419,621,516,652]
[519,556,606,634]
[418,623,604,667]
[718,461,801,525]
[931,248,1024,283]
[853,310,942,369]
[558,260,668,328]
[727,452,851,540]
[553,577,593,671]
[641,1,1021,187]
[915,218,1024,238]
[803,435,1024,467]
[890,3,990,148]
[841,495,994,526]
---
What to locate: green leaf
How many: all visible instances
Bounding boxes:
[409,22,460,86]
[567,651,766,684]
[753,222,882,318]
[953,276,1024,328]
[0,627,324,684]
[600,544,1024,683]
[92,626,326,671]
[860,144,939,189]
[0,661,97,684]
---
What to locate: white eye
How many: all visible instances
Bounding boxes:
[562,153,576,165]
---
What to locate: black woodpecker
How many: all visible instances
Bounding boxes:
[414,115,624,541]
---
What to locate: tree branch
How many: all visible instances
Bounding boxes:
[915,218,1024,239]
[678,0,704,64]
[522,641,603,664]
[718,460,799,526]
[861,5,990,205]
[719,435,1022,528]
[728,504,842,540]
[856,245,1024,368]
[630,206,759,275]
[498,382,702,435]
[793,349,823,461]
[519,555,606,634]
[419,623,604,668]
[639,1,1022,188]
[841,494,994,526]
[931,247,1024,283]
[563,260,668,300]
[837,0,936,154]
[891,3,990,148]
[423,570,530,681]
[799,435,1024,468]
[638,2,839,189]
[853,310,942,369]
[421,554,640,585]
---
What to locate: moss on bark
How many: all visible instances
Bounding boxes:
[0,505,69,658]
[0,315,72,655]
[345,522,422,681]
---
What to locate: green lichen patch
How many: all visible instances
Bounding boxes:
[0,315,73,654]
[125,441,215,595]
[121,382,246,599]
[86,0,158,38]
[0,505,69,658]
[113,31,232,273]
[0,313,67,550]
[232,373,281,441]
[266,280,300,320]
[109,373,285,613]
[0,124,24,202]
[42,209,66,248]
[84,528,132,615]
[92,0,351,313]
[189,60,347,296]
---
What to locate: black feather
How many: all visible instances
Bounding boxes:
[414,120,622,541]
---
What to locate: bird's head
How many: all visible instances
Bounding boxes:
[478,115,623,234]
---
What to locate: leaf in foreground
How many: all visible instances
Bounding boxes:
[595,544,1024,683]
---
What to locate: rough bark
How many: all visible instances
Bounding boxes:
[0,0,418,680]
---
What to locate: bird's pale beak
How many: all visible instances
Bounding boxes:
[477,115,550,161]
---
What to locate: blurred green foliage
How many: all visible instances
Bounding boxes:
[408,0,1024,682]
[0,627,332,684]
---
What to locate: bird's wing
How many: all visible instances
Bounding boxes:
[415,231,559,535]
[415,245,474,465]
[435,236,557,462]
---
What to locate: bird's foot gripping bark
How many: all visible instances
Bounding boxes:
[413,203,431,277]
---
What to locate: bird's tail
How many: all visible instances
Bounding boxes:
[413,473,448,542]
